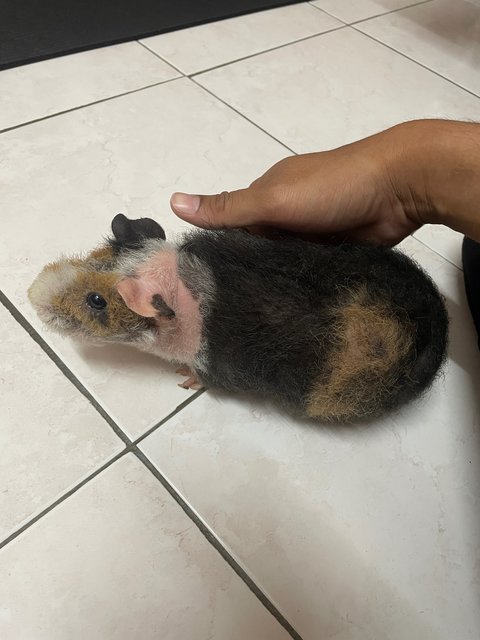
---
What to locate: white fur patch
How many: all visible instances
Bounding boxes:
[28,262,78,309]
[117,238,215,367]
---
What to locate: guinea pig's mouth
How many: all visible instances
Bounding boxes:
[33,304,83,336]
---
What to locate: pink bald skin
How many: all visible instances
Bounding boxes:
[117,249,203,369]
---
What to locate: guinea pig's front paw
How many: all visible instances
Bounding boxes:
[176,366,204,391]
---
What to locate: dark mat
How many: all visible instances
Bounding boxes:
[1,0,305,71]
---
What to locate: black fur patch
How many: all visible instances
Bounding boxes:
[179,230,448,418]
[151,294,175,318]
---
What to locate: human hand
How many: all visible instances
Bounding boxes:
[171,119,480,245]
[170,123,425,246]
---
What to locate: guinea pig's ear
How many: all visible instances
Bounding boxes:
[117,277,175,319]
[110,213,166,252]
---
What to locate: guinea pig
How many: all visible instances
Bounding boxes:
[28,213,449,422]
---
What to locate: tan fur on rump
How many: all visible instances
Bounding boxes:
[306,287,413,421]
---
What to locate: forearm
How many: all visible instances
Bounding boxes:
[384,119,480,241]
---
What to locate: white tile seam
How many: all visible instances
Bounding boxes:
[133,389,207,445]
[0,0,467,141]
[170,6,480,107]
[186,24,348,77]
[0,289,134,445]
[0,24,351,135]
[412,235,463,271]
[187,28,480,157]
[307,0,434,25]
[307,1,348,23]
[0,296,301,637]
[137,40,186,76]
[135,447,304,640]
[2,1,468,143]
[351,25,480,101]
[0,287,207,438]
[0,75,181,136]
[0,437,304,640]
[348,0,434,26]
[136,5,347,78]
[189,76,296,155]
[138,33,363,158]
[0,448,129,551]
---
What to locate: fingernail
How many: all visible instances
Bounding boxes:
[171,192,200,216]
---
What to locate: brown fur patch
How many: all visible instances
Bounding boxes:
[306,287,413,421]
[88,245,115,262]
[51,269,146,339]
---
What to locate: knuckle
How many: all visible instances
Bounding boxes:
[216,191,233,215]
[203,191,232,224]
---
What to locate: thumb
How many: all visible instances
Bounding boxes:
[170,188,262,229]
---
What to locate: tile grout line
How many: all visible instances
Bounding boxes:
[0,19,458,633]
[137,40,186,76]
[134,447,304,640]
[136,34,314,155]
[0,23,349,137]
[0,290,301,636]
[0,289,208,442]
[351,26,480,101]
[0,0,469,141]
[348,0,434,26]
[0,246,456,640]
[0,287,297,633]
[134,388,206,445]
[308,0,433,26]
[187,24,347,77]
[0,289,132,446]
[412,235,463,272]
[189,76,297,155]
[0,75,181,136]
[0,448,131,551]
[1,438,303,638]
[0,287,301,636]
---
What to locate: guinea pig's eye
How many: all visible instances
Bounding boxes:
[86,292,107,310]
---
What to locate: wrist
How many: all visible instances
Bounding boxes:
[384,119,480,238]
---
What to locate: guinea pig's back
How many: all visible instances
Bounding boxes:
[179,230,448,421]
[179,230,336,406]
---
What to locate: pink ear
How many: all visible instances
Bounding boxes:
[117,278,157,317]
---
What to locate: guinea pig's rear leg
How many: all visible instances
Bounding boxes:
[176,366,204,390]
[178,375,204,391]
[176,365,193,377]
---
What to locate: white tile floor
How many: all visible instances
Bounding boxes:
[1,1,479,638]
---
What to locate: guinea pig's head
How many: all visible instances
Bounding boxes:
[28,214,167,347]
